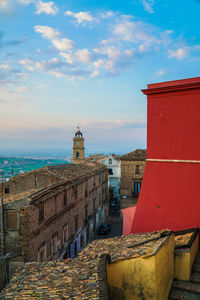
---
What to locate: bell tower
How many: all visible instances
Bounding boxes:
[72,127,85,164]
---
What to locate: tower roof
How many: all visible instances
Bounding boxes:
[75,126,83,137]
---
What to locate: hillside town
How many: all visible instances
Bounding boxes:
[0,126,147,294]
[1,0,200,298]
[1,77,200,299]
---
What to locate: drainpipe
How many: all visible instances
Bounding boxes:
[1,171,8,285]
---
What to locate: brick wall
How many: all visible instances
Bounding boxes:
[28,170,108,261]
[0,164,108,289]
[0,170,56,196]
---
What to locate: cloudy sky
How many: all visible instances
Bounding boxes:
[0,0,200,155]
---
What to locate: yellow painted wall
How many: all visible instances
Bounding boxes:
[175,232,199,281]
[107,235,175,300]
[107,256,156,300]
[155,234,175,300]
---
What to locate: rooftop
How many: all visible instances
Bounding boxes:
[1,162,106,205]
[119,149,147,161]
[3,230,171,299]
[3,256,109,300]
[142,76,200,95]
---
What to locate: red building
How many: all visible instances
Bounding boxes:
[123,77,200,234]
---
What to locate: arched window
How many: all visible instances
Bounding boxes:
[76,151,80,159]
[108,168,113,175]
[109,158,112,164]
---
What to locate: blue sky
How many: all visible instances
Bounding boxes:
[0,0,200,155]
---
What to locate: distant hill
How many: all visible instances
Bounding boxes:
[0,157,70,181]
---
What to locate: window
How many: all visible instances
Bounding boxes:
[84,181,88,197]
[93,175,96,186]
[134,182,141,195]
[135,165,141,175]
[63,191,67,206]
[63,247,69,260]
[40,250,45,262]
[93,199,96,212]
[73,186,78,198]
[108,168,113,175]
[80,234,84,248]
[74,240,78,256]
[75,216,78,231]
[38,203,44,223]
[4,187,9,194]
[63,225,69,243]
[85,205,88,220]
[38,242,46,262]
[109,158,112,164]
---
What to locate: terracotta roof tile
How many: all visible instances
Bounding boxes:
[3,230,171,299]
[120,149,147,161]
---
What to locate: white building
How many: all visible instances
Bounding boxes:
[100,154,121,200]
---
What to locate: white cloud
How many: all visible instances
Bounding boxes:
[165,30,173,35]
[90,69,100,78]
[75,49,92,64]
[60,52,74,64]
[35,0,58,15]
[168,48,188,60]
[0,64,11,70]
[100,11,114,19]
[138,43,151,53]
[34,25,60,40]
[94,46,120,59]
[20,57,89,80]
[142,0,155,14]
[21,12,195,81]
[19,58,35,71]
[65,10,93,24]
[34,25,74,52]
[52,38,74,51]
[90,59,104,77]
[18,0,32,4]
[112,18,158,45]
[124,49,135,57]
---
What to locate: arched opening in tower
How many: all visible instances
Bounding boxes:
[76,151,80,159]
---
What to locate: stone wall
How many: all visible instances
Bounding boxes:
[120,160,146,197]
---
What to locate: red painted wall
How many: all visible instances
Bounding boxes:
[147,88,200,161]
[131,77,200,233]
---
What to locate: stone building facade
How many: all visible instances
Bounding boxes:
[0,162,108,290]
[119,149,146,197]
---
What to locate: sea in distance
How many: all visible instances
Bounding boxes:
[0,147,121,181]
